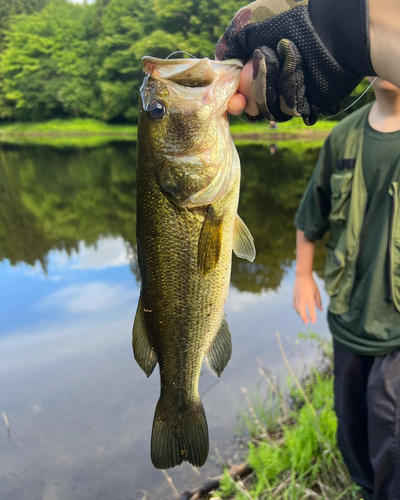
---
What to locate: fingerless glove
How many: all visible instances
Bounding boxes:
[215,0,375,125]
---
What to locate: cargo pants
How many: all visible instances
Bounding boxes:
[333,341,400,500]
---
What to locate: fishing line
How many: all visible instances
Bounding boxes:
[166,51,198,60]
[232,77,378,131]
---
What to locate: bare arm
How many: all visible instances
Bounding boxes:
[369,0,400,87]
[293,229,322,324]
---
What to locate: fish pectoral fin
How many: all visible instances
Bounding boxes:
[206,317,232,377]
[233,214,256,262]
[197,206,223,275]
[132,296,158,377]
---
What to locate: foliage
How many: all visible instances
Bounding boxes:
[0,0,48,50]
[0,0,101,120]
[0,0,247,123]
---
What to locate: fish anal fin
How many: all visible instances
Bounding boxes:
[233,214,256,262]
[132,296,157,377]
[198,206,223,275]
[206,317,232,377]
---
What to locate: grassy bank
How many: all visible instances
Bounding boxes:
[0,119,137,148]
[230,116,338,140]
[212,336,361,500]
[0,117,337,148]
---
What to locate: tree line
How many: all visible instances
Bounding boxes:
[0,0,244,123]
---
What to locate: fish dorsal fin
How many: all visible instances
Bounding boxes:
[198,206,223,275]
[165,58,214,87]
[206,317,232,377]
[132,296,158,377]
[233,214,256,262]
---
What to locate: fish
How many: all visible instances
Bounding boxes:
[133,56,256,470]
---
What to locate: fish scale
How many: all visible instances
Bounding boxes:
[132,56,255,469]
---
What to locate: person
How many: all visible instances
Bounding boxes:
[292,78,400,499]
[215,0,400,124]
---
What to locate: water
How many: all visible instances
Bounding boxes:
[0,141,330,500]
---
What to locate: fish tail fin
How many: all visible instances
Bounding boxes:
[151,395,209,469]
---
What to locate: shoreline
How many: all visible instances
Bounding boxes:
[180,335,360,500]
[0,118,337,148]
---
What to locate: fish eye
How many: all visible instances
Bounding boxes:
[146,100,166,120]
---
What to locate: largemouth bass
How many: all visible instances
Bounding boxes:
[133,56,255,469]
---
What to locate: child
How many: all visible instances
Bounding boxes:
[293,78,400,500]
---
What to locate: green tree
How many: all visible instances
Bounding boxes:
[0,0,101,120]
[0,0,48,50]
[96,0,244,122]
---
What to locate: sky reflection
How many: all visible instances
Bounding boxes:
[0,234,329,500]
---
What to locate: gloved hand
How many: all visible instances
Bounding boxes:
[215,0,376,125]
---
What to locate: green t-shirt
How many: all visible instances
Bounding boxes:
[295,113,400,356]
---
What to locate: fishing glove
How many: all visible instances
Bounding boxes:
[215,0,376,125]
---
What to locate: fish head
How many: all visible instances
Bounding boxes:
[139,56,243,207]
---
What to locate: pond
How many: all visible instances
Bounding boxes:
[0,141,330,500]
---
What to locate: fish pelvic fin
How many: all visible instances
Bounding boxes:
[233,214,256,262]
[197,206,223,275]
[132,296,158,377]
[206,316,232,377]
[151,396,209,469]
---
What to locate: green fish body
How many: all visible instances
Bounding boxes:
[133,56,255,469]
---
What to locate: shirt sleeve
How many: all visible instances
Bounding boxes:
[294,135,333,241]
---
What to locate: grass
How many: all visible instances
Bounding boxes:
[0,117,337,148]
[0,118,137,147]
[229,116,338,138]
[0,118,137,135]
[212,334,363,500]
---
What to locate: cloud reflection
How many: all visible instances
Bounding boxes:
[36,281,136,313]
[51,237,130,272]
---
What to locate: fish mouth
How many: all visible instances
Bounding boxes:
[142,56,244,69]
[142,56,244,88]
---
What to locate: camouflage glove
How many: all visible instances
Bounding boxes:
[215,0,375,125]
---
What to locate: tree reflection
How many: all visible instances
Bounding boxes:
[0,142,326,292]
[232,143,326,293]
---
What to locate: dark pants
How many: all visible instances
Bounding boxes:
[333,341,400,500]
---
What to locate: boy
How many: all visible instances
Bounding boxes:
[293,79,400,500]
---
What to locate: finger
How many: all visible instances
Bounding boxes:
[298,301,308,325]
[238,59,259,117]
[308,301,316,324]
[315,289,323,310]
[227,92,247,115]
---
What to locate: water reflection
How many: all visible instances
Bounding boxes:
[0,142,325,289]
[0,143,137,271]
[0,142,330,500]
